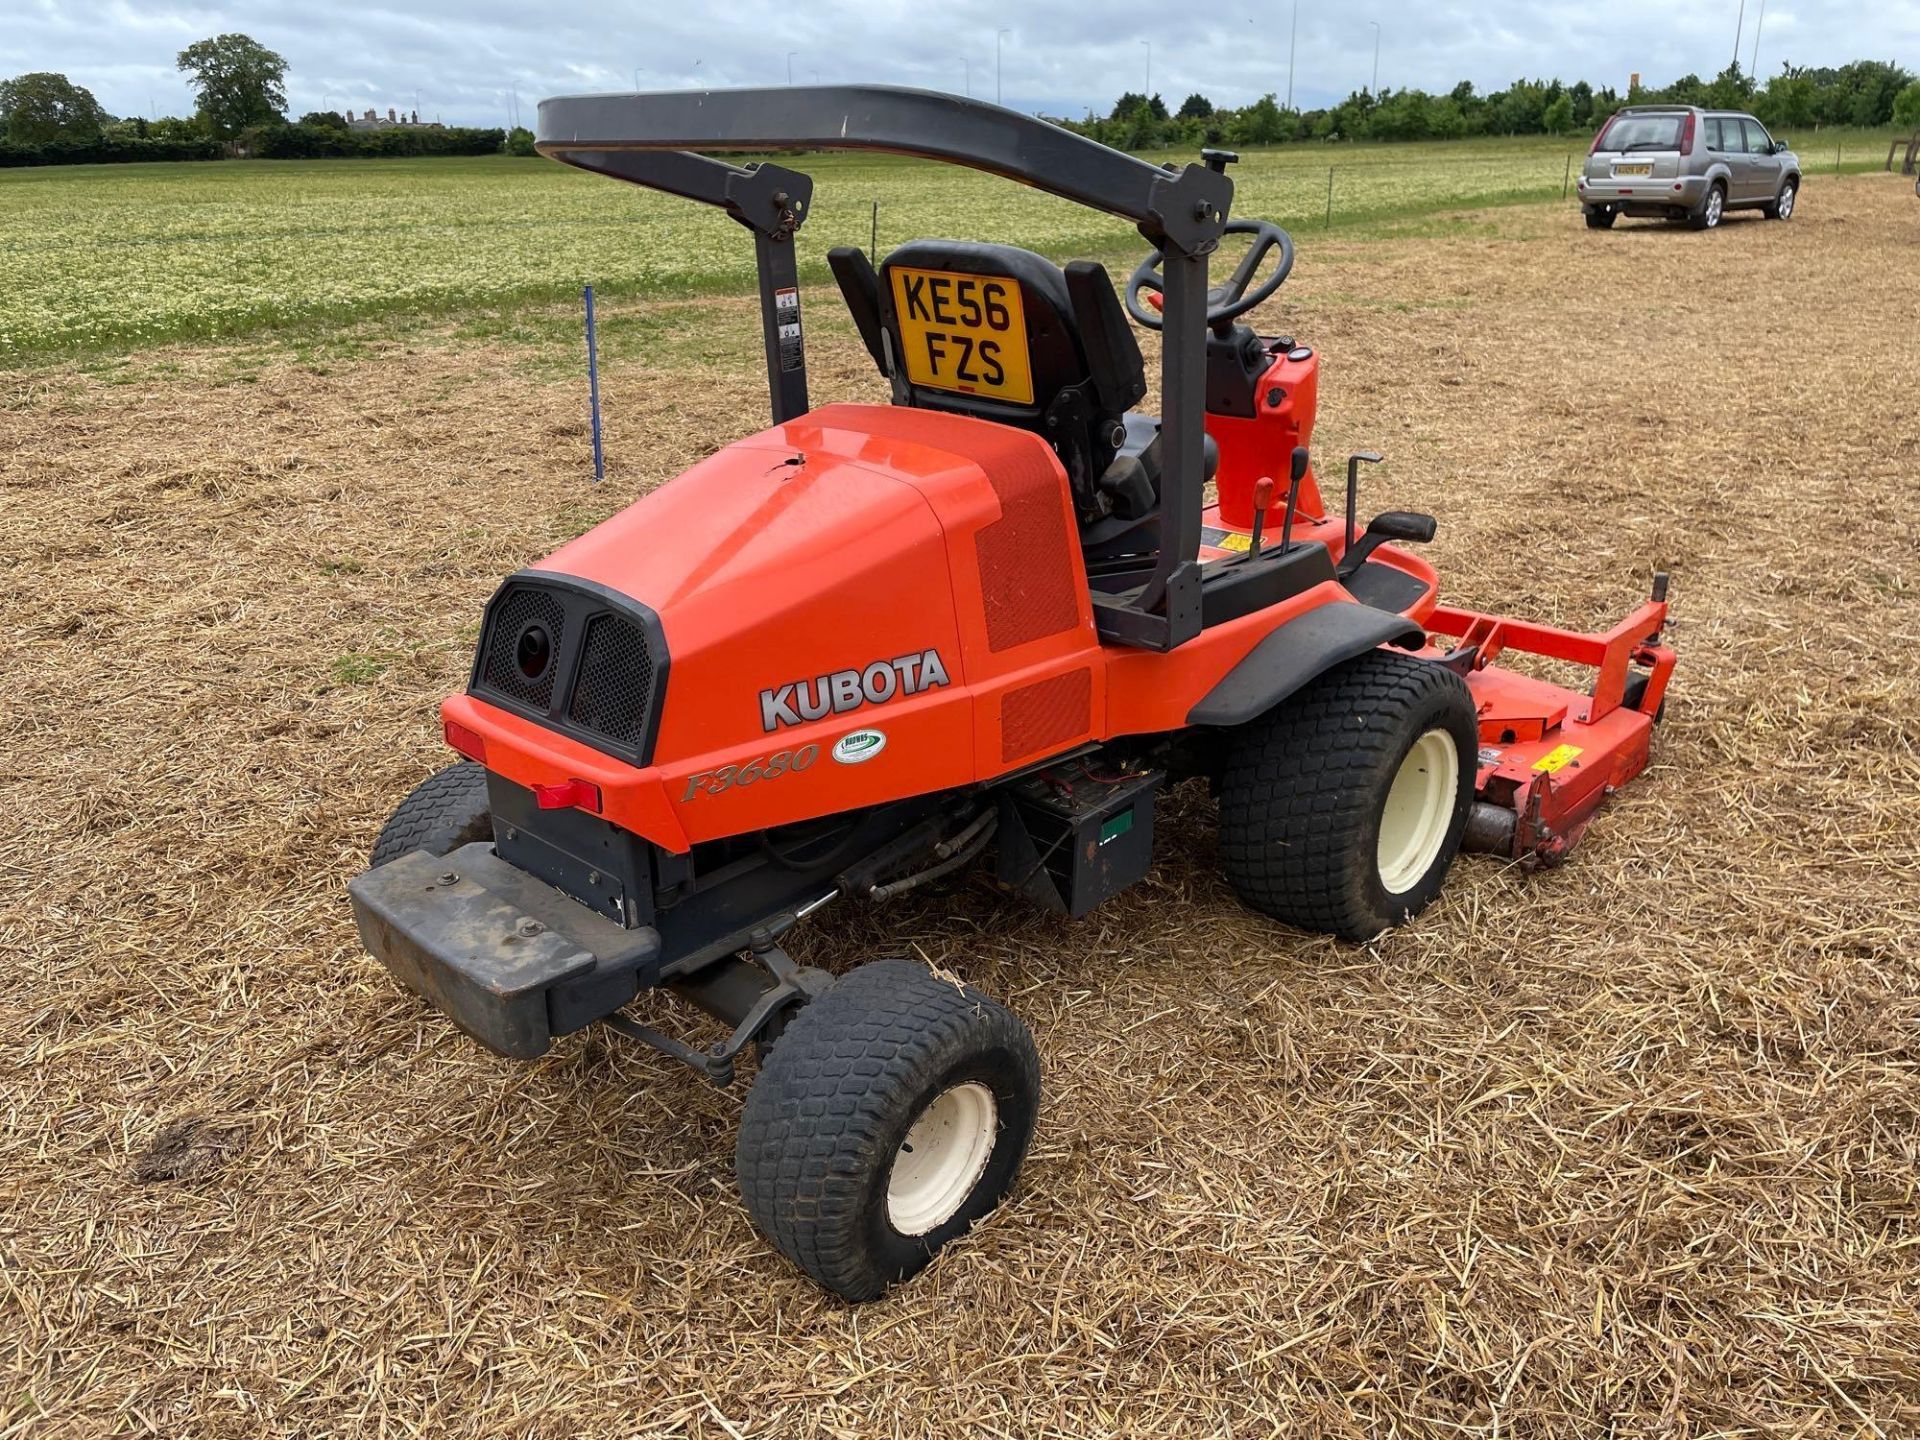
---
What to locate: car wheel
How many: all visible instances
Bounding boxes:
[735,958,1041,1302]
[369,761,493,867]
[1584,206,1617,230]
[1690,182,1725,231]
[1765,179,1797,220]
[1217,650,1477,941]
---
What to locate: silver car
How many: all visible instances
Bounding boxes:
[1577,106,1800,231]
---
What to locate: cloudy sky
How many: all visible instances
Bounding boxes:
[8,0,1916,127]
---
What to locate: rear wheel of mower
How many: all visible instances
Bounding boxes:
[1218,650,1477,941]
[735,958,1040,1301]
[1584,206,1617,229]
[369,761,492,867]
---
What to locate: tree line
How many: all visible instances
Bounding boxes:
[0,35,519,167]
[1053,59,1920,150]
[5,41,1916,168]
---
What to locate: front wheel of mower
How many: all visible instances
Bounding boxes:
[369,761,492,867]
[735,958,1040,1302]
[1218,650,1477,941]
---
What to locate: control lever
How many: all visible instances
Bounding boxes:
[1344,451,1384,554]
[1278,445,1310,555]
[1245,476,1276,559]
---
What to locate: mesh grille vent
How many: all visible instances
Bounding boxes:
[568,613,655,750]
[479,587,566,711]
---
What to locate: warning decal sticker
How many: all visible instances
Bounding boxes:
[1199,526,1253,553]
[774,287,803,372]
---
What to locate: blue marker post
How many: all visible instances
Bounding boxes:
[584,284,605,481]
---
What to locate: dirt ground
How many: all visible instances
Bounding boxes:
[3,178,1918,1438]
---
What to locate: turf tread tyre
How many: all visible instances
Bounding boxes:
[1218,650,1475,941]
[735,958,1040,1302]
[369,762,493,867]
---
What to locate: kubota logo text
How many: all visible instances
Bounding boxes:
[760,649,950,732]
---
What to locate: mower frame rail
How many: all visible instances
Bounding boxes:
[536,85,1235,652]
[1428,578,1675,864]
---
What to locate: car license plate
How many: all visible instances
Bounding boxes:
[1614,162,1653,176]
[888,266,1034,405]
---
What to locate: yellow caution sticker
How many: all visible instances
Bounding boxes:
[1533,744,1583,773]
[1200,525,1254,552]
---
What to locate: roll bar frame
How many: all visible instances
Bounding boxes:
[536,84,1235,651]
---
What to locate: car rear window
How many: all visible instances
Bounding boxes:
[1597,114,1683,152]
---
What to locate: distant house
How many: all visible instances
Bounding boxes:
[347,107,442,131]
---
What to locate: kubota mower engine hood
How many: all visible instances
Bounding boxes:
[460,403,1097,845]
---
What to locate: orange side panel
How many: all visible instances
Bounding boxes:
[784,405,1106,786]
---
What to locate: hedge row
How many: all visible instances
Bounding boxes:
[0,124,508,167]
[0,135,224,167]
[242,124,507,159]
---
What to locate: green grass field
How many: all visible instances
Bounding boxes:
[1,128,1897,361]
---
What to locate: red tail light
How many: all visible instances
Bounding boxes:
[444,717,486,764]
[534,778,602,813]
[1677,110,1695,155]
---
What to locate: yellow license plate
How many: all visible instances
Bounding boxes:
[889,266,1034,405]
[1615,162,1653,176]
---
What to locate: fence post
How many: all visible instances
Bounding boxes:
[1562,153,1572,199]
[871,200,879,258]
[1835,137,1842,175]
[1325,166,1334,227]
[583,285,605,483]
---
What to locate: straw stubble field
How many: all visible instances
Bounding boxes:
[2,179,1918,1437]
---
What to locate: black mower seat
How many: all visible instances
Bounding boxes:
[828,238,1148,519]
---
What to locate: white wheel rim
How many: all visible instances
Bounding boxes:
[1706,190,1722,226]
[1780,187,1794,217]
[1376,729,1459,895]
[886,1082,998,1236]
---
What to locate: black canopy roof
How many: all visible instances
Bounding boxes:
[536,85,1231,252]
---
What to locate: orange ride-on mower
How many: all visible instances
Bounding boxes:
[350,86,1675,1300]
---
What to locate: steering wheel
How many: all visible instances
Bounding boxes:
[1125,219,1296,331]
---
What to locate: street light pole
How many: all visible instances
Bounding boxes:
[1749,0,1767,76]
[1368,20,1380,95]
[996,29,1010,106]
[1731,0,1746,72]
[1288,0,1298,110]
[1141,40,1152,98]
[787,52,797,85]
[964,57,971,97]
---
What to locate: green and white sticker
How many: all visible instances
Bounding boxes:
[832,729,888,764]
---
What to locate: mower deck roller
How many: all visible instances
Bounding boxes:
[347,84,1675,1300]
